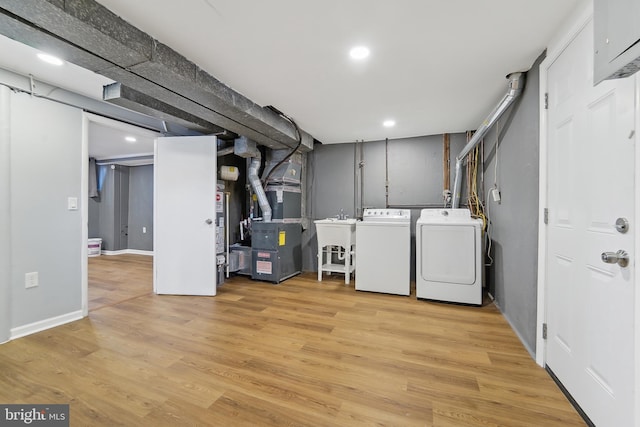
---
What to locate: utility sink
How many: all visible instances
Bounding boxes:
[314,218,357,246]
[314,218,358,225]
[315,218,358,284]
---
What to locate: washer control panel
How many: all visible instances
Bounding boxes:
[362,208,411,222]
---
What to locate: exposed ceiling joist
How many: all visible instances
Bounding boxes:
[0,0,314,150]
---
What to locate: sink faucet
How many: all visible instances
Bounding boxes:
[336,209,349,220]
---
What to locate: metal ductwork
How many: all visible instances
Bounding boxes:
[248,156,272,223]
[103,82,224,135]
[451,72,526,208]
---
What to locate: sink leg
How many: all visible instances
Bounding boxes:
[317,249,322,282]
[345,251,350,285]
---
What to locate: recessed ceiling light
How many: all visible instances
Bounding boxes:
[349,46,370,60]
[125,136,137,143]
[36,53,64,66]
[383,120,396,128]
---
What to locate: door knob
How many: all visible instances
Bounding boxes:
[601,250,629,267]
[205,218,213,225]
[616,217,629,234]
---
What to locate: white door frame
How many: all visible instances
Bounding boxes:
[634,65,640,427]
[81,114,89,317]
[536,2,640,422]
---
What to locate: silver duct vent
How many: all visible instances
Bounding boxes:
[248,155,272,222]
[451,72,526,208]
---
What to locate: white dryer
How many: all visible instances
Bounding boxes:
[416,209,483,305]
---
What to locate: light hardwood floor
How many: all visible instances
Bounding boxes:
[0,254,585,426]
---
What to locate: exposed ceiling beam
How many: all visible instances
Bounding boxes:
[0,0,314,150]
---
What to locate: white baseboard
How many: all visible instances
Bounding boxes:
[102,249,128,256]
[10,310,84,340]
[102,249,153,256]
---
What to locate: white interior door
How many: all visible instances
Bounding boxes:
[546,19,636,426]
[154,135,217,296]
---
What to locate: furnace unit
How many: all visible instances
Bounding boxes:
[251,222,302,283]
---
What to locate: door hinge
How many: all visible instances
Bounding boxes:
[544,93,549,110]
[542,323,547,340]
[544,208,549,225]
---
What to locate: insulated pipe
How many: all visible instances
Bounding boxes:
[451,72,526,208]
[248,156,272,222]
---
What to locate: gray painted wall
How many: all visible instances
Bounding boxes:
[115,166,130,250]
[88,192,100,239]
[95,165,122,251]
[128,165,153,251]
[90,164,154,252]
[361,135,468,208]
[9,90,83,328]
[388,135,446,206]
[482,53,544,356]
[311,143,356,220]
[302,143,355,272]
[0,86,10,342]
[95,165,115,250]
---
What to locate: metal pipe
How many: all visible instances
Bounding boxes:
[452,72,526,208]
[248,156,272,222]
[225,192,230,278]
[385,138,389,208]
[353,143,358,217]
[358,140,365,218]
[217,146,234,157]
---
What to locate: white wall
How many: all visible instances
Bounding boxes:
[7,89,84,337]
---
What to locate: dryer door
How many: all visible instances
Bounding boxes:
[420,224,476,285]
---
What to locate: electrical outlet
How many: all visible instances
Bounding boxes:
[491,188,501,203]
[143,226,147,234]
[25,272,39,289]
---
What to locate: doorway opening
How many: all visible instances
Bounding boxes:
[84,113,160,312]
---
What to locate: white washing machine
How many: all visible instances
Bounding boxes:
[416,209,483,305]
[355,208,411,295]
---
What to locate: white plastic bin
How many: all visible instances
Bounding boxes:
[88,238,102,257]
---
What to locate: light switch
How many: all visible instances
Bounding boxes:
[67,197,78,210]
[25,272,38,288]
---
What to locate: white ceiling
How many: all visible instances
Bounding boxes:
[0,34,157,163]
[95,0,585,144]
[87,116,158,164]
[0,0,585,161]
